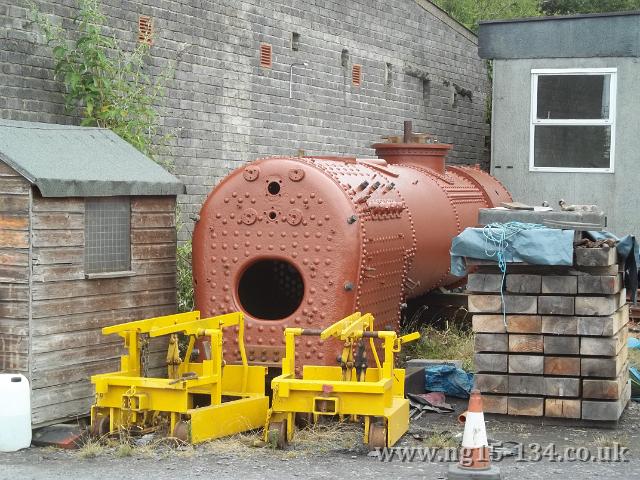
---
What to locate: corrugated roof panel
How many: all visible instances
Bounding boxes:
[0,119,184,197]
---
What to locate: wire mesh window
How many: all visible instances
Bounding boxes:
[85,197,131,274]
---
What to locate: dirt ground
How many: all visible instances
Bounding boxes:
[1,400,638,480]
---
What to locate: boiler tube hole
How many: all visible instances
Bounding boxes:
[267,181,281,195]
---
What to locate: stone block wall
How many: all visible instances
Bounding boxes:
[0,0,489,237]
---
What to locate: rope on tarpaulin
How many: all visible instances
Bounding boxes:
[482,222,546,326]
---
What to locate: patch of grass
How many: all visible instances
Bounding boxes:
[406,325,475,371]
[142,436,195,458]
[76,421,363,459]
[423,431,458,449]
[115,442,134,457]
[593,432,629,449]
[205,431,263,457]
[76,431,196,459]
[77,438,105,458]
[204,421,363,458]
[292,421,361,454]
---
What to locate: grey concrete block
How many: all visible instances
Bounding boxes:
[478,208,606,228]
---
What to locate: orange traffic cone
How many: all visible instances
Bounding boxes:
[447,389,502,479]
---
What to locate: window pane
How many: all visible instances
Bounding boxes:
[534,125,611,169]
[536,75,610,120]
[85,197,131,273]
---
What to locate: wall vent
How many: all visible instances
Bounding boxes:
[260,43,272,68]
[352,64,362,86]
[291,32,300,51]
[385,62,393,86]
[138,15,153,45]
[341,49,349,67]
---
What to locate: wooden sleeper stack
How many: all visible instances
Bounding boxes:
[468,245,631,422]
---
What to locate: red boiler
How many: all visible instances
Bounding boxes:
[193,132,511,368]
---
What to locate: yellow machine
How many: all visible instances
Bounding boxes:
[90,311,269,443]
[264,312,419,449]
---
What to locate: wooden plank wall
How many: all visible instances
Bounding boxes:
[30,195,178,426]
[0,161,30,376]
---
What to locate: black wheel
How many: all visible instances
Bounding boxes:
[172,420,190,442]
[368,422,387,450]
[90,415,110,437]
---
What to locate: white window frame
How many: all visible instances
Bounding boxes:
[529,67,617,173]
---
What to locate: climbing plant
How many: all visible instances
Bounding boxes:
[539,0,640,15]
[432,0,539,32]
[28,0,173,161]
[176,240,194,313]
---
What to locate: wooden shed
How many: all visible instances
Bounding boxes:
[0,119,184,427]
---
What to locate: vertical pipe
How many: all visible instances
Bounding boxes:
[212,330,222,405]
[238,312,248,393]
[283,331,297,376]
[289,63,308,99]
[128,331,139,375]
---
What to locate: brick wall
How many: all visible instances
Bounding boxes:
[1,0,490,238]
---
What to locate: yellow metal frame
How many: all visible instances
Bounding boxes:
[91,311,268,443]
[265,312,419,448]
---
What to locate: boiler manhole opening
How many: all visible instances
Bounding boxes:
[237,259,304,320]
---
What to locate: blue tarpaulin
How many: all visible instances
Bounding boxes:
[450,226,574,277]
[424,364,474,399]
[450,224,639,304]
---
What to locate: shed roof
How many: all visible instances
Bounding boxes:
[478,10,640,60]
[0,119,184,197]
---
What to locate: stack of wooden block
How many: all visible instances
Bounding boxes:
[468,245,631,422]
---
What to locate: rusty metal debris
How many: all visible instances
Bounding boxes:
[575,237,617,249]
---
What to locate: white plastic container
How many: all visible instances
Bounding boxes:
[0,374,32,452]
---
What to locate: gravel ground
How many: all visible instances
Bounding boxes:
[1,401,638,480]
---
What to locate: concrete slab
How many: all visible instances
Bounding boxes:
[478,208,606,229]
[406,359,463,369]
[404,367,426,395]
